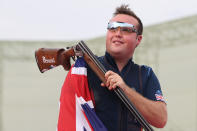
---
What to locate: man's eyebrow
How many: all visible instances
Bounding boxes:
[116,21,124,23]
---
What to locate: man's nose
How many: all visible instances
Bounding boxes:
[114,27,122,36]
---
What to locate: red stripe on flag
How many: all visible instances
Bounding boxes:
[57,68,76,131]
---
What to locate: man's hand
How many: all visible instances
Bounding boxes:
[101,70,127,91]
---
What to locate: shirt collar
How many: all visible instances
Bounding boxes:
[104,52,134,73]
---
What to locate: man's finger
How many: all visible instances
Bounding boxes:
[100,83,106,87]
[105,70,114,78]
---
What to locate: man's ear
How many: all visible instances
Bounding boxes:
[136,35,143,47]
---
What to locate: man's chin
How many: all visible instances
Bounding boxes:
[109,51,123,57]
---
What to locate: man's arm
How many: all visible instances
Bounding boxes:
[122,85,167,128]
[101,70,167,128]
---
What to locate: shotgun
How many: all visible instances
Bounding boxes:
[35,40,154,131]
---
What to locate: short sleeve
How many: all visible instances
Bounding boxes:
[142,66,166,103]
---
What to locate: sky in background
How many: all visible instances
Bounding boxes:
[0,0,197,41]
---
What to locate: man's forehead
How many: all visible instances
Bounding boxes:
[110,14,138,25]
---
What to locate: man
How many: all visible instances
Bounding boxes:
[87,4,167,130]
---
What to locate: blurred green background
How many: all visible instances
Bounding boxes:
[0,15,197,131]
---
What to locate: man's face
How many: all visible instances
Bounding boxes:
[106,14,142,60]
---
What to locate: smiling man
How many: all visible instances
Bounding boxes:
[87,4,167,131]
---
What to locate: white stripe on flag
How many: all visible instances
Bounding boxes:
[71,67,87,76]
[76,96,94,109]
[76,95,93,131]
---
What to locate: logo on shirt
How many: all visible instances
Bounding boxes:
[155,90,165,102]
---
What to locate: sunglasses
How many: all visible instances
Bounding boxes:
[107,22,138,34]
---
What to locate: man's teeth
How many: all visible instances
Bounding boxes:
[113,41,122,44]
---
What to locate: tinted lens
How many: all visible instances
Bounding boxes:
[120,27,133,33]
[107,22,137,34]
[108,27,116,31]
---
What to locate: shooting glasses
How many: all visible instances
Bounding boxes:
[107,22,138,34]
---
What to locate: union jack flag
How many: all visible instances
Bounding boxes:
[155,90,165,102]
[57,57,107,131]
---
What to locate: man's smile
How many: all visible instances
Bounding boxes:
[112,40,124,45]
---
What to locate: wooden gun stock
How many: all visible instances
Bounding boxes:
[35,47,75,73]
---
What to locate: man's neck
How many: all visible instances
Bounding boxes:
[115,57,130,72]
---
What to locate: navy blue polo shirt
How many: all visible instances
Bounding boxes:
[87,52,165,131]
